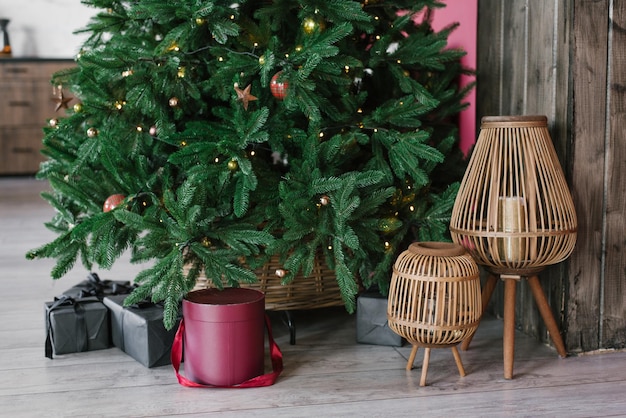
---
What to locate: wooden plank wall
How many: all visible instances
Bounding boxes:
[602,1,626,350]
[474,0,626,351]
[567,0,608,352]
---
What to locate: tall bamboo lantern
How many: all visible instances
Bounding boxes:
[387,242,481,387]
[449,115,577,379]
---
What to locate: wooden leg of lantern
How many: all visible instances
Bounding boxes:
[406,345,419,371]
[451,346,466,377]
[420,348,431,387]
[527,275,568,358]
[503,277,517,379]
[461,273,499,351]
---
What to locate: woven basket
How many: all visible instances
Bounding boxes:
[190,254,344,311]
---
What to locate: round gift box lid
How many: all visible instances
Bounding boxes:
[183,288,265,322]
[186,287,263,305]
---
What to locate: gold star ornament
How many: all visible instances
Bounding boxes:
[51,90,73,112]
[234,83,257,110]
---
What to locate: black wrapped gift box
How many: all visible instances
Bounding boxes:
[44,295,111,358]
[103,295,179,368]
[62,272,134,300]
[356,292,404,347]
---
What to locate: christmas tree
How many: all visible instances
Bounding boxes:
[28,0,472,329]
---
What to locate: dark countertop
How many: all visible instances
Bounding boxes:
[0,57,75,62]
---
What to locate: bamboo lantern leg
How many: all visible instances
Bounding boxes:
[527,275,568,358]
[420,348,431,387]
[451,346,466,377]
[503,278,518,379]
[461,273,499,351]
[406,345,419,371]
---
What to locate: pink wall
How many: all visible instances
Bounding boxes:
[430,0,478,155]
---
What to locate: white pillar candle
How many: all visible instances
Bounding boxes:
[498,197,526,262]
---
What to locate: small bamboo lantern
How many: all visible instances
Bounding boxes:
[387,242,481,386]
[449,115,577,379]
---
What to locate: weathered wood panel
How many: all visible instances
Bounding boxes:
[602,0,626,349]
[501,2,528,115]
[476,0,503,117]
[523,0,570,343]
[567,0,609,352]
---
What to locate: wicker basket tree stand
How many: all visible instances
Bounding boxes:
[387,242,481,386]
[191,253,344,344]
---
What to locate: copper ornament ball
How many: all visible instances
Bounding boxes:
[103,194,126,212]
[270,72,289,100]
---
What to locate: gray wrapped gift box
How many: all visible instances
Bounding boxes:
[104,295,179,368]
[356,292,404,347]
[44,296,111,358]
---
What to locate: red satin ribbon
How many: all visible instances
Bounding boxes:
[171,314,283,388]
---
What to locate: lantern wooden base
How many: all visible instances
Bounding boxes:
[406,345,467,387]
[461,272,567,379]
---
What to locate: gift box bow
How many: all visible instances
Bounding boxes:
[63,272,135,299]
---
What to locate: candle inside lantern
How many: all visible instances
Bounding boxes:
[498,197,526,262]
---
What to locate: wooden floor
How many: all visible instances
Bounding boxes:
[2,177,626,417]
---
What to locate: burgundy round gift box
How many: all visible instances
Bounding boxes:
[182,288,265,386]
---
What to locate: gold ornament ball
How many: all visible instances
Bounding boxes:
[195,17,206,25]
[201,237,212,247]
[303,17,325,34]
[48,118,58,128]
[169,97,179,107]
[302,18,316,34]
[73,103,83,113]
[319,195,330,206]
[275,268,287,278]
[258,55,266,65]
[87,127,98,138]
[379,217,401,233]
[227,159,239,171]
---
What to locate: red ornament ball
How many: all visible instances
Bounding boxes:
[103,194,125,212]
[270,72,289,100]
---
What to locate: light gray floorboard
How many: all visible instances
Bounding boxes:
[1,177,625,417]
